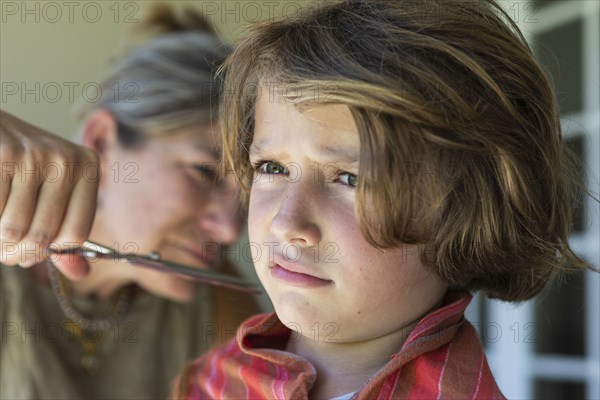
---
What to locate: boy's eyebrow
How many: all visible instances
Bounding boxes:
[316,144,359,164]
[248,143,288,160]
[249,141,359,164]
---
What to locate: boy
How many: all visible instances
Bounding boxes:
[173,0,589,398]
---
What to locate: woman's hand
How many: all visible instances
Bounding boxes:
[0,110,98,279]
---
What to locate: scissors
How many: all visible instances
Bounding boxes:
[47,241,261,294]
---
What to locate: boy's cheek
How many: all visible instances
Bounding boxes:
[247,191,276,245]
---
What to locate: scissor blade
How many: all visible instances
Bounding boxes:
[122,257,261,294]
[48,241,261,294]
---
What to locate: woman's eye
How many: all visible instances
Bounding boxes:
[256,161,286,175]
[193,164,217,180]
[338,172,357,187]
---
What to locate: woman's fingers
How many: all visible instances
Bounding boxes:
[52,159,99,280]
[0,173,12,216]
[0,110,100,279]
[0,165,42,266]
[18,179,72,268]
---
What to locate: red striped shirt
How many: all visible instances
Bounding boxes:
[173,291,505,399]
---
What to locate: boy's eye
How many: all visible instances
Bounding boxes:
[256,161,286,175]
[337,172,357,188]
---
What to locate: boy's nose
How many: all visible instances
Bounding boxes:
[269,185,321,247]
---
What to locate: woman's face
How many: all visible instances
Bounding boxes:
[93,122,242,302]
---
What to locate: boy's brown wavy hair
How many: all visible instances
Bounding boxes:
[220,0,591,302]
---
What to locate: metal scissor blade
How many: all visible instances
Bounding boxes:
[122,257,261,294]
[48,241,261,294]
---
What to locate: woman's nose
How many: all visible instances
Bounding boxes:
[198,191,242,245]
[269,184,321,248]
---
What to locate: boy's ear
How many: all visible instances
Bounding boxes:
[79,109,118,158]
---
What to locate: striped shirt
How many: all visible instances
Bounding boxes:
[173,290,506,399]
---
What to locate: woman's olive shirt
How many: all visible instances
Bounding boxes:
[0,264,257,399]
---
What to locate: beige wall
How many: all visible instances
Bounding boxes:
[0,0,313,138]
[1,0,314,311]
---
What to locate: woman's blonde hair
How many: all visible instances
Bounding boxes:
[221,0,590,301]
[76,3,230,147]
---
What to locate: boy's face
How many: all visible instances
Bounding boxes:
[248,90,447,343]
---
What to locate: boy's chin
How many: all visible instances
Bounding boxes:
[273,299,338,338]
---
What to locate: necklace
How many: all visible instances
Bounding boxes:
[46,261,133,375]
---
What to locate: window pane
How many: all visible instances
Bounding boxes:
[534,379,586,400]
[565,135,586,233]
[534,270,585,355]
[535,19,583,114]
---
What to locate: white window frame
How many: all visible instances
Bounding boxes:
[466,1,600,399]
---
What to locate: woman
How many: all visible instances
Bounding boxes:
[0,5,259,399]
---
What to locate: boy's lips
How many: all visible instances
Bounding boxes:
[270,257,333,288]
